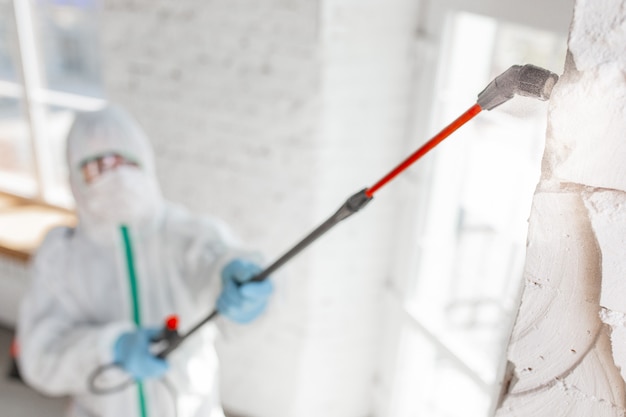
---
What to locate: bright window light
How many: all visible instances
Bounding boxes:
[388,11,566,417]
[0,0,105,208]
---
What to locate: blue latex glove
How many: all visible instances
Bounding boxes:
[217,259,273,324]
[113,327,169,380]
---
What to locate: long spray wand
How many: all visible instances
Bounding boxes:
[153,64,559,359]
[89,64,558,394]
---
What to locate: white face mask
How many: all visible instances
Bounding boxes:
[82,166,162,225]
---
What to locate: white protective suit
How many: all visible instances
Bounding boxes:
[18,106,252,417]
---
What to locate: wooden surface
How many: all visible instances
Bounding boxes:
[0,192,75,262]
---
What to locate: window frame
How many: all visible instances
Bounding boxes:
[2,0,105,207]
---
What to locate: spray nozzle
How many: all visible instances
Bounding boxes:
[477,64,559,111]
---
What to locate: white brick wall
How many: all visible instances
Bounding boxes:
[292,1,419,414]
[100,1,418,416]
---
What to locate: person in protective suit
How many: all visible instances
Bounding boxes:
[17,106,273,417]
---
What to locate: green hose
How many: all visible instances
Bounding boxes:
[121,225,148,417]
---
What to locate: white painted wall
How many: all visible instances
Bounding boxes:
[495,0,626,415]
[100,1,418,416]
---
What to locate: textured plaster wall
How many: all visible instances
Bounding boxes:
[99,1,417,416]
[496,0,626,415]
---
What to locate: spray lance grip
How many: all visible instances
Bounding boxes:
[477,64,559,111]
[152,315,183,359]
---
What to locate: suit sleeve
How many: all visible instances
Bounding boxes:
[17,228,133,396]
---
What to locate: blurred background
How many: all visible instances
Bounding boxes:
[0,0,573,416]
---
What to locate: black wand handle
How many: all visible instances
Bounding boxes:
[250,188,373,282]
[156,188,373,359]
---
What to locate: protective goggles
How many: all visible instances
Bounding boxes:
[80,153,139,184]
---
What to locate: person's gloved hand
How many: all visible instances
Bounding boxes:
[217,258,273,324]
[113,327,169,380]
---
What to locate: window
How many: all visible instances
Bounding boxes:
[380,9,568,417]
[0,0,105,208]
